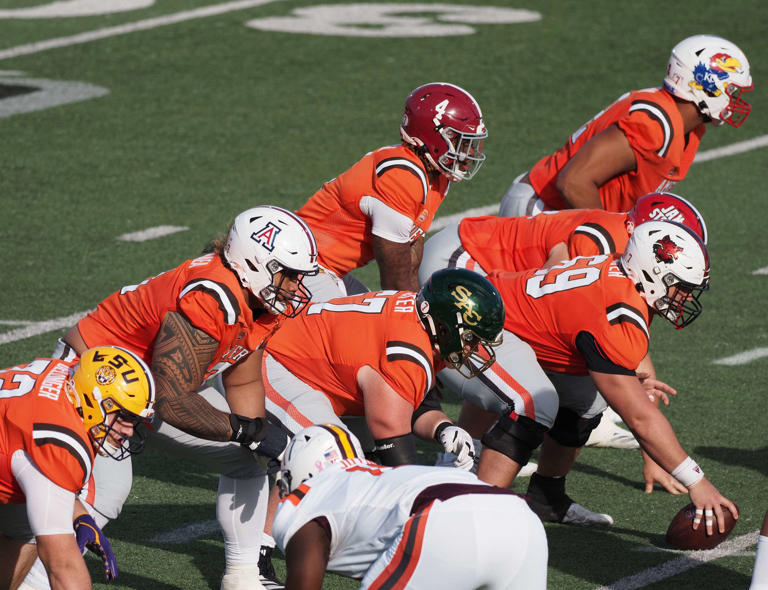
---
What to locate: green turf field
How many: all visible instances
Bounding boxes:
[1,1,766,588]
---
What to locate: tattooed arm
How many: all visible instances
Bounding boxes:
[151,311,233,440]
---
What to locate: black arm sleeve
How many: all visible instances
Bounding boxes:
[372,433,420,466]
[575,331,636,376]
[411,387,444,428]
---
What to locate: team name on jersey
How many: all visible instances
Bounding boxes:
[37,362,70,401]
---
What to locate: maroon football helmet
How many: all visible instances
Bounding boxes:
[400,82,487,182]
[627,192,708,244]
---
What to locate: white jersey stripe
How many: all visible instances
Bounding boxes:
[179,279,238,325]
[386,342,433,393]
[606,305,649,339]
[375,158,428,203]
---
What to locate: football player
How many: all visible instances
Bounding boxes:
[273,424,547,590]
[0,346,155,590]
[25,206,319,590]
[253,268,505,582]
[750,509,768,589]
[420,191,707,483]
[296,82,487,300]
[459,220,738,532]
[499,35,752,216]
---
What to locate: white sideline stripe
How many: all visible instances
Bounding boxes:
[0,310,89,346]
[0,320,34,326]
[713,347,768,366]
[633,546,755,557]
[595,530,759,590]
[753,266,768,275]
[118,225,189,242]
[149,519,218,544]
[0,0,282,61]
[693,134,768,163]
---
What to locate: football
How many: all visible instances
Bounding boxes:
[665,502,738,550]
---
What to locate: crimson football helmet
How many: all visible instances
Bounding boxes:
[664,35,752,127]
[225,206,319,317]
[621,220,710,329]
[627,192,708,244]
[400,82,487,182]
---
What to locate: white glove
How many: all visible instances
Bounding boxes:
[435,423,475,471]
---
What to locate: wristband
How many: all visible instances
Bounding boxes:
[433,421,452,442]
[671,456,704,487]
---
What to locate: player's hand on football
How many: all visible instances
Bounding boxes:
[687,477,739,535]
[641,452,687,494]
[74,512,118,581]
[637,372,677,406]
[435,423,475,470]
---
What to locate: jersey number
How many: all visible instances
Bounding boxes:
[305,292,395,316]
[0,359,51,399]
[525,255,608,298]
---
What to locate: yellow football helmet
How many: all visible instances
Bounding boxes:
[66,346,156,460]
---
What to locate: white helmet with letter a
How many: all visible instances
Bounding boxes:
[225,206,319,317]
[621,220,709,329]
[277,424,365,495]
[663,34,753,127]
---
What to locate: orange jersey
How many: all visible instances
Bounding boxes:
[297,145,450,276]
[77,254,279,380]
[459,210,631,273]
[265,291,440,415]
[0,358,94,503]
[487,255,650,375]
[529,88,705,212]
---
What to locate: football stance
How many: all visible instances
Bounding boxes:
[499,35,752,216]
[465,220,737,533]
[26,206,318,590]
[273,425,547,590]
[297,82,487,300]
[421,192,707,477]
[0,347,154,590]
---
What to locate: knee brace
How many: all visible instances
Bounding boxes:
[481,414,547,466]
[548,408,602,447]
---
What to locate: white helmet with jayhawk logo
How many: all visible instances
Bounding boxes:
[664,34,753,127]
[225,206,319,317]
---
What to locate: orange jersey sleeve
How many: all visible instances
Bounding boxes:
[0,359,94,503]
[567,211,631,257]
[488,255,650,374]
[76,255,278,380]
[459,210,625,273]
[266,291,436,415]
[529,88,705,213]
[297,146,448,276]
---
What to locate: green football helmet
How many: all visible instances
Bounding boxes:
[416,268,505,378]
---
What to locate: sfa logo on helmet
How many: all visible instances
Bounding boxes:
[653,235,684,264]
[690,52,745,95]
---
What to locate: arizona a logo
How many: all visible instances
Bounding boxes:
[251,222,281,252]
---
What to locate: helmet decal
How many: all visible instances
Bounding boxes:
[451,285,481,326]
[653,235,684,264]
[251,222,281,253]
[95,365,116,386]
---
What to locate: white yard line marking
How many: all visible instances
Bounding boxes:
[0,0,282,61]
[149,519,218,543]
[713,347,768,366]
[118,225,189,242]
[0,310,90,346]
[753,266,768,275]
[595,530,759,590]
[693,134,768,163]
[0,320,35,326]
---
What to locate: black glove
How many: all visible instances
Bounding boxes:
[229,414,267,452]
